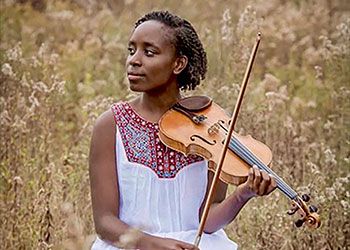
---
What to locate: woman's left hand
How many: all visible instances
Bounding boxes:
[237,165,277,201]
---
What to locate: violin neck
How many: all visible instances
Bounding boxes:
[229,136,298,200]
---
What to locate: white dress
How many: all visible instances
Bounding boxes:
[91,102,238,250]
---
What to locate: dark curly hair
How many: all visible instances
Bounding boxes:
[135,11,207,91]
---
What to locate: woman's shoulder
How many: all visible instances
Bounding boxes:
[95,101,126,125]
[90,108,116,157]
[92,107,116,135]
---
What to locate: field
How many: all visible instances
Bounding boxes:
[1,0,349,249]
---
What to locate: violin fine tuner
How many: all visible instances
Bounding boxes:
[208,122,220,135]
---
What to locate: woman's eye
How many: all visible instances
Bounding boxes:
[145,49,155,56]
[128,47,135,55]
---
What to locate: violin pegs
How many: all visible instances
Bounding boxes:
[309,205,318,213]
[295,219,305,228]
[301,194,310,202]
[287,202,299,216]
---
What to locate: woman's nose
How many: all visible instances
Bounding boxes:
[128,51,142,67]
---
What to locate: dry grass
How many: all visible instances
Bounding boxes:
[1,0,349,249]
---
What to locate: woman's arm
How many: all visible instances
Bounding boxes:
[89,110,131,243]
[89,110,199,250]
[202,165,277,233]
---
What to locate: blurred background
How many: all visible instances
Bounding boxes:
[1,0,349,249]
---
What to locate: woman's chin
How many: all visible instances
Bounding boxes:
[128,83,144,92]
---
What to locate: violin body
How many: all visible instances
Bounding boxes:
[159,101,272,185]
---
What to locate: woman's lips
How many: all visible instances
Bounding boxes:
[127,73,145,81]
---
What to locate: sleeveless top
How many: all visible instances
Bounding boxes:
[91,102,238,250]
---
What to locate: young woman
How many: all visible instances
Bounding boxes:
[89,11,276,250]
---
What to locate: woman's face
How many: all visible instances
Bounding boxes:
[126,20,179,93]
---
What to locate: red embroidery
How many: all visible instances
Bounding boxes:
[111,102,203,178]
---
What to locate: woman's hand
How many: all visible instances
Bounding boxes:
[237,165,277,201]
[137,233,199,250]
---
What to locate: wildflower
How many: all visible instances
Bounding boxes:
[265,85,289,101]
[29,92,40,108]
[13,114,27,132]
[306,101,316,108]
[260,73,280,92]
[344,157,350,164]
[301,120,316,129]
[61,202,74,215]
[325,187,337,199]
[20,74,30,88]
[48,53,59,66]
[48,10,74,21]
[319,35,333,59]
[1,63,14,76]
[283,116,294,129]
[237,5,257,35]
[303,46,320,65]
[31,56,42,68]
[13,176,24,186]
[38,43,47,59]
[52,80,66,95]
[0,96,5,105]
[340,200,349,216]
[307,162,320,175]
[33,81,49,93]
[317,195,326,204]
[323,120,334,131]
[324,148,337,165]
[335,18,350,55]
[314,65,323,80]
[6,43,22,61]
[0,110,11,126]
[291,96,306,109]
[221,9,233,45]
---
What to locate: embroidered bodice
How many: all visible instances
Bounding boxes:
[111,102,203,178]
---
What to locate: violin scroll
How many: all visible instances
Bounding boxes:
[287,195,321,229]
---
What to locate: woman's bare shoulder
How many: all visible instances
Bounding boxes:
[89,108,116,168]
[93,108,115,133]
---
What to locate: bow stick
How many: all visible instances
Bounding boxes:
[194,33,261,247]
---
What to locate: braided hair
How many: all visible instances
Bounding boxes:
[135,11,207,91]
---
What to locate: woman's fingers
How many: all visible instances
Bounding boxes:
[252,165,277,196]
[178,242,199,250]
[247,166,255,184]
[258,171,271,195]
[252,166,261,190]
[266,175,277,195]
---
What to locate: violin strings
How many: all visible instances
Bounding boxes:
[230,138,297,199]
[232,141,296,198]
[205,120,297,199]
[228,137,298,199]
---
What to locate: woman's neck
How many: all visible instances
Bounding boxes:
[130,83,182,123]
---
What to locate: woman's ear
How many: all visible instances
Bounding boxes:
[173,55,188,75]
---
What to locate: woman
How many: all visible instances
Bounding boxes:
[89,10,276,250]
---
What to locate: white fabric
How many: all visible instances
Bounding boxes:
[91,125,238,250]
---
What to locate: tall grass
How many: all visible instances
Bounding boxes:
[1,0,349,249]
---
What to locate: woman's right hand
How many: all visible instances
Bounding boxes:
[137,233,199,250]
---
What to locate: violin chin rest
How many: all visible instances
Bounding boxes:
[176,96,212,112]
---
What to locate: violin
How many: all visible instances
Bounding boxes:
[159,96,320,228]
[158,33,320,246]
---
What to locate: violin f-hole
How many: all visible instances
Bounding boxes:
[218,120,228,132]
[190,135,216,146]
